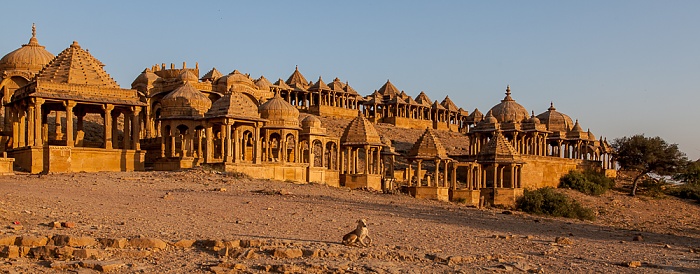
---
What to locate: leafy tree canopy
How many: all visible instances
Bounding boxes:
[612,134,687,196]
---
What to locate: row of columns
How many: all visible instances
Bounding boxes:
[406,159,451,187]
[341,145,382,175]
[6,99,141,150]
[449,162,523,190]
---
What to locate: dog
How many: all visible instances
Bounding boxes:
[342,219,372,247]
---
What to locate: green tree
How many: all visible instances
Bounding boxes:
[673,160,700,185]
[612,134,687,196]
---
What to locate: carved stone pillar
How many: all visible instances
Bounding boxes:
[34,98,46,146]
[204,126,213,163]
[103,104,114,149]
[132,106,141,150]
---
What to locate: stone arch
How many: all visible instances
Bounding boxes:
[299,140,309,164]
[313,139,323,167]
[269,133,281,161]
[285,133,296,163]
[325,141,337,170]
[242,129,254,162]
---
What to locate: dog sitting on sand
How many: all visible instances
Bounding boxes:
[342,219,372,247]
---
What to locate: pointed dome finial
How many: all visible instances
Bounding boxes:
[295,65,298,70]
[506,85,511,95]
[27,23,40,45]
[548,101,556,111]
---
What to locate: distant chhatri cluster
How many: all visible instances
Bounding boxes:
[0,25,616,206]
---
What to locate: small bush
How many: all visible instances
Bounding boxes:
[639,178,668,198]
[666,183,700,202]
[516,187,595,221]
[559,170,615,196]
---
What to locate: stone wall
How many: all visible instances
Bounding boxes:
[520,156,594,189]
[223,163,308,184]
[383,117,432,130]
[309,105,359,119]
[308,167,340,187]
[404,186,449,201]
[341,174,382,190]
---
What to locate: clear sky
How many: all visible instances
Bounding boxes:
[2,1,699,159]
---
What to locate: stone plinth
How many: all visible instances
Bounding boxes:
[308,167,339,187]
[450,189,480,205]
[403,186,449,201]
[494,188,524,208]
[10,147,145,174]
[0,157,15,175]
[218,162,308,184]
[341,174,382,190]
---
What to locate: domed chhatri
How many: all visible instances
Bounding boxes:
[0,24,54,72]
[488,85,530,123]
[205,90,260,119]
[258,92,300,129]
[536,102,574,132]
[301,115,322,129]
[161,79,212,118]
[216,69,257,92]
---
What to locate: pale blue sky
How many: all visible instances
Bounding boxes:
[2,1,699,159]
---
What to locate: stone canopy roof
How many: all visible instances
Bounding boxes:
[205,90,263,121]
[273,78,292,90]
[536,102,573,133]
[161,80,211,118]
[286,66,309,90]
[341,111,383,146]
[12,41,144,106]
[408,128,449,160]
[477,130,523,163]
[377,80,400,98]
[37,41,119,88]
[415,91,432,107]
[200,67,223,82]
[259,92,300,129]
[309,76,330,91]
[441,96,459,112]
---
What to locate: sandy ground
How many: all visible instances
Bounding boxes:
[0,169,699,273]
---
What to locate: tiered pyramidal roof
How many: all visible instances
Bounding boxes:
[408,128,449,159]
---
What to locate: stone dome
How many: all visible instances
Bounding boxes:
[179,70,198,82]
[482,110,499,124]
[131,69,160,90]
[488,86,530,123]
[301,115,321,129]
[587,129,596,141]
[216,70,256,92]
[161,81,212,118]
[206,91,260,119]
[529,111,541,124]
[259,92,300,128]
[255,75,273,91]
[0,24,54,72]
[536,102,573,132]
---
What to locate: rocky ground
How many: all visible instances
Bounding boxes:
[0,169,699,273]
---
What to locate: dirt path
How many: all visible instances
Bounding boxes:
[0,170,699,273]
